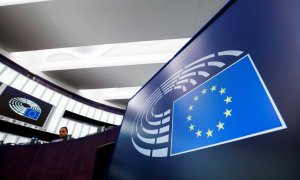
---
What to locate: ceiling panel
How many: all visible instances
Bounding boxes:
[107,99,130,107]
[44,63,164,89]
[0,0,229,51]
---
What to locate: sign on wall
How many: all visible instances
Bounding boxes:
[0,85,53,127]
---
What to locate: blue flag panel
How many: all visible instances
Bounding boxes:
[24,108,41,120]
[171,54,286,155]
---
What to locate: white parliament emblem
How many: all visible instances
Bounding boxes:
[9,97,41,120]
[130,50,286,157]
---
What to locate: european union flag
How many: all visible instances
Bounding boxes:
[24,108,40,121]
[171,54,286,155]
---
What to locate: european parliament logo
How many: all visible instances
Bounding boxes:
[130,51,286,157]
[9,97,41,121]
[171,54,286,155]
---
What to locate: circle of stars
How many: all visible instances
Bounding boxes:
[186,85,233,139]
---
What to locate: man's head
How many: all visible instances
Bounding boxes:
[59,127,68,139]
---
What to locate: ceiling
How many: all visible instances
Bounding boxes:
[44,63,164,89]
[0,0,229,109]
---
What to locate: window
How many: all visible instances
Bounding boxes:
[4,134,18,144]
[50,92,62,106]
[66,99,76,111]
[32,84,46,98]
[55,118,68,134]
[114,115,123,125]
[73,101,83,114]
[41,88,54,102]
[100,111,109,122]
[10,74,28,90]
[93,109,102,120]
[0,67,18,85]
[22,79,38,94]
[72,122,83,138]
[0,63,6,74]
[66,120,76,135]
[86,107,95,119]
[79,104,89,116]
[107,113,115,124]
[80,124,90,137]
[0,132,7,141]
[17,137,31,144]
[88,126,98,135]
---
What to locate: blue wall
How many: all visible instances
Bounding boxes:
[108,0,300,179]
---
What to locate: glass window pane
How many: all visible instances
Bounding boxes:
[4,134,18,144]
[0,132,7,141]
[72,122,83,139]
[46,95,69,133]
[114,115,123,125]
[55,118,68,134]
[0,67,18,85]
[107,113,115,124]
[32,84,46,98]
[66,120,76,135]
[17,137,31,144]
[50,92,62,106]
[0,63,6,74]
[59,96,69,108]
[100,111,108,122]
[86,107,95,119]
[80,124,90,137]
[22,79,38,95]
[88,126,98,135]
[10,74,28,90]
[41,88,54,102]
[93,109,102,120]
[79,104,88,116]
[66,99,76,111]
[73,101,82,114]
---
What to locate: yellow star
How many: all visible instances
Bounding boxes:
[189,105,193,111]
[194,96,199,101]
[224,96,232,104]
[216,121,225,130]
[201,89,207,94]
[189,124,195,131]
[223,109,232,118]
[219,88,226,95]
[206,129,213,138]
[211,85,217,92]
[196,129,202,137]
[187,115,192,121]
